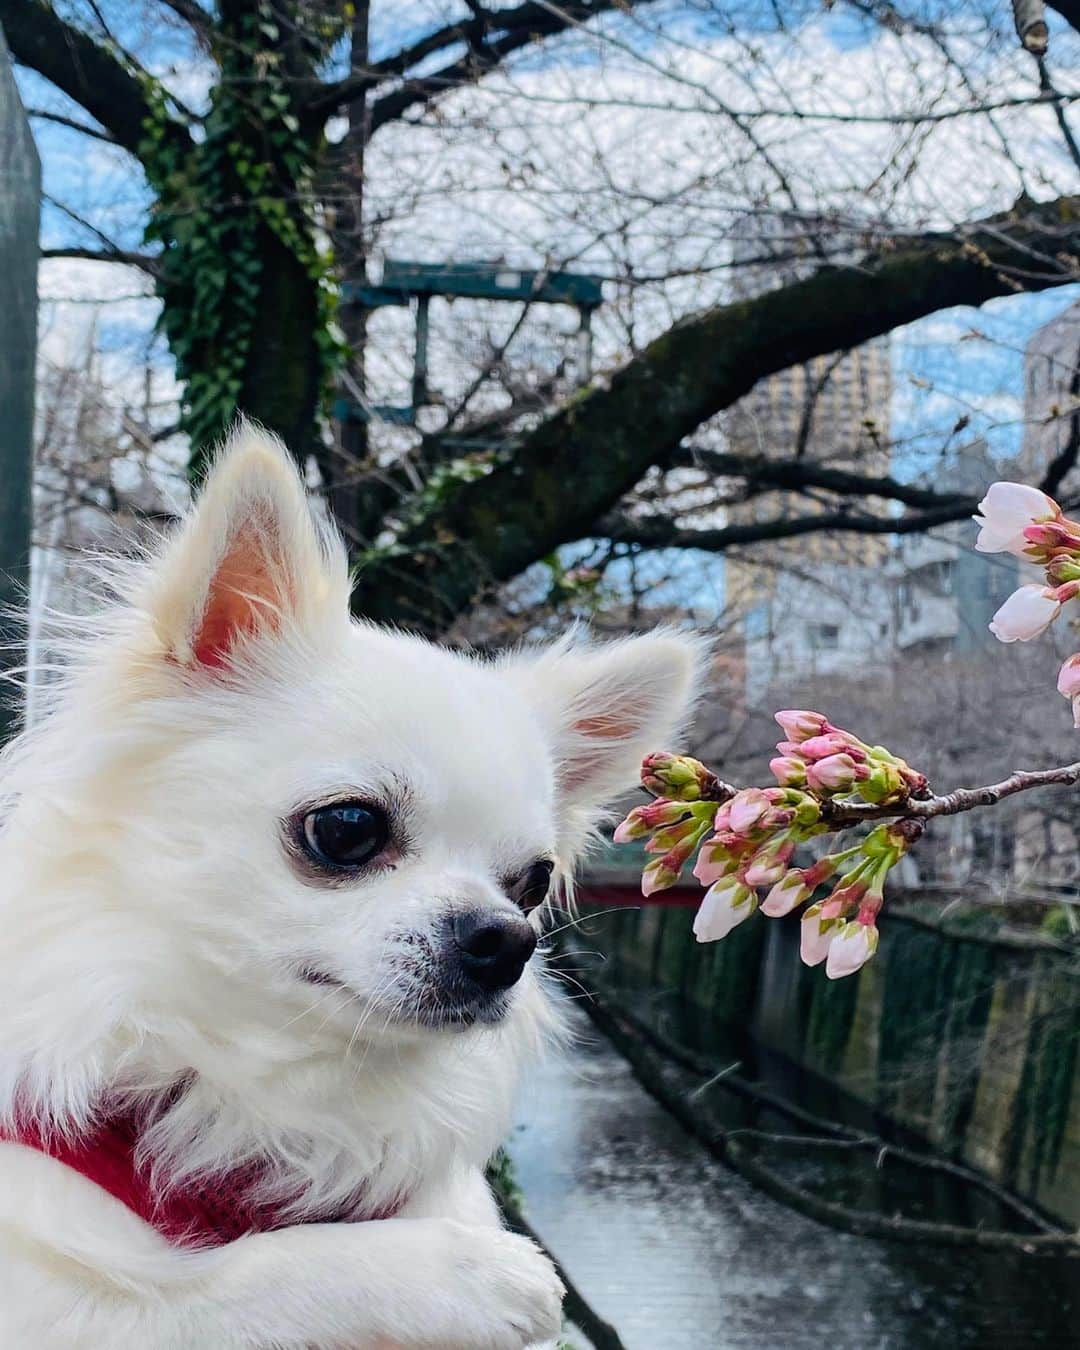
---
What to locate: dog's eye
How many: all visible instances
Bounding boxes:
[509,859,554,913]
[301,802,390,869]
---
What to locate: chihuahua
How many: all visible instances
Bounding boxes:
[0,426,701,1348]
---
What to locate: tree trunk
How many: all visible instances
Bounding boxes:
[148,0,331,477]
[237,225,323,456]
[325,0,373,545]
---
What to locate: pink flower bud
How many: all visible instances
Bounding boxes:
[770,755,807,787]
[693,877,757,943]
[799,901,837,967]
[989,584,1061,642]
[613,799,688,843]
[641,837,695,895]
[743,840,795,888]
[798,734,866,763]
[825,917,879,979]
[806,753,860,794]
[729,788,771,836]
[693,832,754,886]
[1058,654,1080,729]
[1022,519,1080,555]
[640,753,715,801]
[1045,555,1080,585]
[759,806,795,832]
[974,482,1060,557]
[761,870,811,917]
[693,848,732,887]
[1052,580,1080,605]
[774,710,830,743]
[827,878,870,913]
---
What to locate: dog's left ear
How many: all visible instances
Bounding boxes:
[509,630,709,817]
[147,423,349,670]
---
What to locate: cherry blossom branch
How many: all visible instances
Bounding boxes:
[679,760,1080,823]
[616,480,1080,983]
[822,761,1080,824]
[618,732,1080,983]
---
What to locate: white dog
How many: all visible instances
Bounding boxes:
[0,426,701,1349]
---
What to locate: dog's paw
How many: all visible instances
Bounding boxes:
[404,1221,564,1350]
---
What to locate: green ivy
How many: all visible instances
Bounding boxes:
[137,1,344,477]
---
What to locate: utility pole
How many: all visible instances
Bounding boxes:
[0,26,40,742]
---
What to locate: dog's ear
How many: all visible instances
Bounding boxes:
[509,630,708,817]
[147,423,349,670]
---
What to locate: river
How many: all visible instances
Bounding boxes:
[508,992,1080,1349]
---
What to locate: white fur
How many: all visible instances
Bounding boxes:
[0,425,704,1349]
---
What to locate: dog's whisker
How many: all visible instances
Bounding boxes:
[541,905,631,940]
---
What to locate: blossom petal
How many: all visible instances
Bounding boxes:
[693,880,756,943]
[974,483,1058,556]
[761,872,810,917]
[989,585,1060,643]
[825,921,879,979]
[800,906,835,967]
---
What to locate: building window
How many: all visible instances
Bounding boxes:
[809,622,840,650]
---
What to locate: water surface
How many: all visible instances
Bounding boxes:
[508,996,1080,1349]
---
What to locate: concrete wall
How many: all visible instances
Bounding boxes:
[582,881,1080,1225]
[0,26,39,741]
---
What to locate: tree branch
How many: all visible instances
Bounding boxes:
[652,756,1080,829]
[599,499,978,553]
[350,193,1080,632]
[828,761,1080,826]
[1048,1,1080,36]
[25,106,116,143]
[157,0,211,38]
[0,0,191,157]
[40,245,160,274]
[309,0,654,121]
[666,450,973,512]
[42,193,163,278]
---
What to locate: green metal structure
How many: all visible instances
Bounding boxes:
[336,259,605,428]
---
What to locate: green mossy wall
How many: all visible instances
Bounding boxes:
[585,895,1080,1224]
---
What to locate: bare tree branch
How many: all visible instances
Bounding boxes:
[351,194,1080,632]
[0,0,192,157]
[40,246,160,275]
[309,0,659,121]
[157,0,211,38]
[599,500,975,553]
[25,106,116,143]
[666,451,971,513]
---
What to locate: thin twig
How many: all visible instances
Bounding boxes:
[692,762,1080,832]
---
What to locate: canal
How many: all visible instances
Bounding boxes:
[508,991,1080,1349]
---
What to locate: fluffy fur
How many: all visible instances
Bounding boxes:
[0,425,704,1349]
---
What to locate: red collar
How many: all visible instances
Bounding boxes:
[1,1112,401,1247]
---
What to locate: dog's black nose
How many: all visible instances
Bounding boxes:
[452,909,537,991]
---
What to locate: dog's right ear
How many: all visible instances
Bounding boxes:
[146,423,350,671]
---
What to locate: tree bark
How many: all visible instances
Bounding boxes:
[351,196,1080,633]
